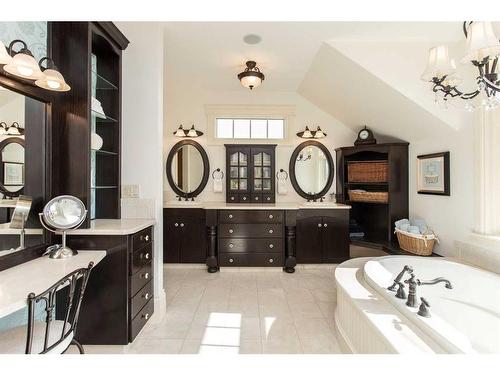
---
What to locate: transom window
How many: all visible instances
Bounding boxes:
[215,118,285,139]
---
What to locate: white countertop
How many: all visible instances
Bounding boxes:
[59,219,156,236]
[0,223,44,235]
[0,251,106,319]
[164,201,351,210]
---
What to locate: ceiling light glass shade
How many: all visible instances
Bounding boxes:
[237,61,265,90]
[0,41,13,65]
[174,125,186,137]
[462,22,500,63]
[421,45,457,81]
[3,52,43,80]
[186,125,203,137]
[35,68,71,91]
[313,126,326,138]
[441,75,463,88]
[0,122,7,135]
[297,126,313,138]
[6,122,22,135]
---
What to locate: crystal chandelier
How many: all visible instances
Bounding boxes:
[421,22,500,111]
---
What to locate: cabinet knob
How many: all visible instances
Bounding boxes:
[144,293,150,300]
[231,197,235,201]
[229,229,234,234]
[228,214,233,219]
[180,223,184,227]
[229,258,234,263]
[269,243,274,249]
[141,235,150,241]
[174,222,179,227]
[266,197,271,201]
[318,223,322,227]
[229,243,234,248]
[243,197,247,201]
[269,214,273,219]
[142,272,149,279]
[268,229,274,234]
[324,223,328,228]
[268,258,274,263]
[255,196,259,200]
[145,253,150,259]
[143,313,150,320]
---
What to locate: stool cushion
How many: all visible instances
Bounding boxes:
[0,320,74,354]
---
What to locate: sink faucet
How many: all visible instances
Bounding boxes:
[405,273,453,307]
[388,265,414,291]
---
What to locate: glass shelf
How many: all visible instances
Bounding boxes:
[92,149,118,156]
[91,110,118,123]
[92,70,118,90]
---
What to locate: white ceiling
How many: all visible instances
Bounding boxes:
[163,22,469,92]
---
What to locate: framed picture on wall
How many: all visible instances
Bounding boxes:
[417,152,450,196]
[3,162,24,186]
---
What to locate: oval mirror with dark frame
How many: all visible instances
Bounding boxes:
[289,140,334,201]
[166,139,210,200]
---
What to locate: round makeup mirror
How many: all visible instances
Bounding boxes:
[0,138,25,198]
[289,140,334,201]
[166,139,209,199]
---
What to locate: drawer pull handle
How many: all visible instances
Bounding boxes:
[243,197,247,201]
[142,272,150,279]
[145,253,150,260]
[255,197,259,200]
[269,214,273,219]
[318,223,322,227]
[228,214,233,219]
[268,229,274,234]
[324,223,328,228]
[231,197,235,201]
[143,313,150,320]
[229,243,234,248]
[180,223,184,227]
[269,244,274,249]
[269,258,274,263]
[229,258,234,263]
[143,293,150,300]
[174,222,179,227]
[229,229,234,234]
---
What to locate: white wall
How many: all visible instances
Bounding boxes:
[116,22,165,314]
[163,89,356,204]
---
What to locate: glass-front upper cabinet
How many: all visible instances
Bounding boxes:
[225,144,276,203]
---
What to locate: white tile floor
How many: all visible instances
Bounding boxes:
[75,265,343,354]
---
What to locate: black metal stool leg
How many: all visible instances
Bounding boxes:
[71,339,85,354]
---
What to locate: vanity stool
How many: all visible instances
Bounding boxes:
[0,262,94,354]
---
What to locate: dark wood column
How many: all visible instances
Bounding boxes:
[205,209,218,273]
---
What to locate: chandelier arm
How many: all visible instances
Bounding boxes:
[483,75,500,92]
[491,58,498,76]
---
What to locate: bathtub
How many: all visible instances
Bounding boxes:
[334,256,500,354]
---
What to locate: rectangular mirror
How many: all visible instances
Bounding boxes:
[0,85,46,257]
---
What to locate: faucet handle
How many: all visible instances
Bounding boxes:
[395,282,406,299]
[418,297,431,318]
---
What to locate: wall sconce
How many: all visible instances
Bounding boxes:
[0,122,24,136]
[173,125,204,138]
[297,126,326,139]
[1,39,70,92]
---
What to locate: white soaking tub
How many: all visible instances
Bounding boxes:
[334,256,500,354]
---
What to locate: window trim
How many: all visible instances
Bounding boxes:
[215,117,285,140]
[205,104,296,145]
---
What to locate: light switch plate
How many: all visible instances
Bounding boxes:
[122,184,140,198]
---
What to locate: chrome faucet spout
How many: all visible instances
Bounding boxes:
[418,277,453,289]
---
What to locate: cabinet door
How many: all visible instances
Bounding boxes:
[179,216,207,263]
[250,146,275,199]
[321,214,350,263]
[296,215,323,263]
[227,147,250,194]
[163,216,181,263]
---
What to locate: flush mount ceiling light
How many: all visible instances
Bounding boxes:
[237,61,265,90]
[3,40,43,80]
[297,126,327,139]
[421,21,500,111]
[35,57,71,92]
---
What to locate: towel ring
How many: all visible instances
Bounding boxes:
[212,168,224,180]
[276,169,288,181]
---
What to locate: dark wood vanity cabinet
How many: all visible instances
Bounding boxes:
[296,210,349,263]
[163,208,206,263]
[218,210,284,267]
[225,144,276,203]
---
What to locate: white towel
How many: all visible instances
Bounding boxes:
[278,179,287,195]
[213,178,223,193]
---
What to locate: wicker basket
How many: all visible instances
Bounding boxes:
[348,161,388,183]
[395,229,437,256]
[348,190,389,203]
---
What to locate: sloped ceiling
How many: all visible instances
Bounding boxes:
[298,43,457,141]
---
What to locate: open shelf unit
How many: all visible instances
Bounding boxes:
[336,143,409,246]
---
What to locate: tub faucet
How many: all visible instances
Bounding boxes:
[405,274,453,308]
[388,265,414,291]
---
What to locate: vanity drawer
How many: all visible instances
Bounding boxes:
[130,281,153,319]
[130,243,153,276]
[131,263,152,296]
[219,210,283,224]
[219,238,283,253]
[130,298,154,341]
[219,224,282,238]
[132,226,153,251]
[219,253,283,267]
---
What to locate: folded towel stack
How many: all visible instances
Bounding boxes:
[395,218,431,235]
